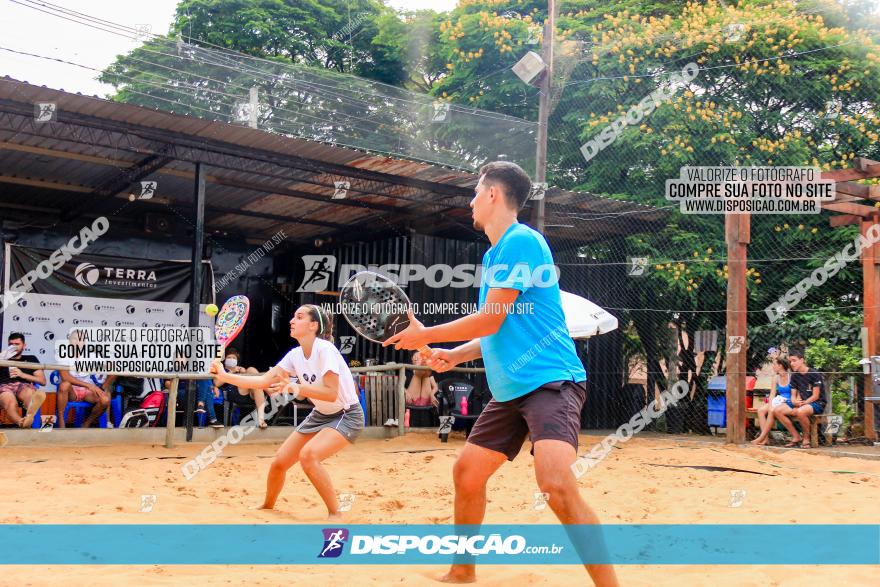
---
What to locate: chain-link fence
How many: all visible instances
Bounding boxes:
[532,0,880,444]
[4,0,880,444]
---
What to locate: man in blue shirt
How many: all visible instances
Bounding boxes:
[385,161,618,586]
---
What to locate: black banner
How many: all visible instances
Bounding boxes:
[6,245,213,303]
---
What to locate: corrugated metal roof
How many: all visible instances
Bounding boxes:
[0,77,667,245]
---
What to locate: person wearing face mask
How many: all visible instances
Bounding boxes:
[218,348,270,429]
[0,332,47,428]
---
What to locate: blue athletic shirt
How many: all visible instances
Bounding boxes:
[478,222,586,402]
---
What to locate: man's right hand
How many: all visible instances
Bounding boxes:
[210,360,226,379]
[426,348,458,373]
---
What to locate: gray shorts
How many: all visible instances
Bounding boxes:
[296,403,364,443]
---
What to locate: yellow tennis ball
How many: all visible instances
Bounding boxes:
[205,304,219,317]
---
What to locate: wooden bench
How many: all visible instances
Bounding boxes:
[746,407,832,446]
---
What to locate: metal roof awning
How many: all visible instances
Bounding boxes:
[0,78,667,246]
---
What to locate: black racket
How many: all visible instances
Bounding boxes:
[339,271,430,354]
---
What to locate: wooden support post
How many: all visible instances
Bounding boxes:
[725,212,750,444]
[861,217,879,440]
[164,377,179,449]
[397,366,406,437]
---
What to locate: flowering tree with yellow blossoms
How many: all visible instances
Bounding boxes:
[433,0,880,428]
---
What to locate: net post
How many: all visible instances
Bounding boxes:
[165,377,179,449]
[397,365,406,437]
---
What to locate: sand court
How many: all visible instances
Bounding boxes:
[2,432,879,585]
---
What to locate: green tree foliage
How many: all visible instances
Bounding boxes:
[172,0,402,81]
[804,336,861,430]
[100,0,408,101]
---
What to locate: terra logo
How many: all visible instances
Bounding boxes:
[74,262,100,286]
[318,528,348,558]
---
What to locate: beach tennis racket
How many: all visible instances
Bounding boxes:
[214,295,250,359]
[339,271,431,355]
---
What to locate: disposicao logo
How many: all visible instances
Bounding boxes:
[318,528,348,558]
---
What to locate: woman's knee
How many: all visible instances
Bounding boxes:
[271,451,297,472]
[299,445,321,468]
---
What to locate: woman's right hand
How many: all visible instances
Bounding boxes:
[268,379,286,394]
[426,348,458,373]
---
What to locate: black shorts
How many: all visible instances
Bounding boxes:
[467,380,587,461]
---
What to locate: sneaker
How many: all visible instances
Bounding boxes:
[209,420,223,429]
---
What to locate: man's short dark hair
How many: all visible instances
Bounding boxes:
[789,347,805,359]
[226,348,241,359]
[478,161,532,211]
[8,332,24,342]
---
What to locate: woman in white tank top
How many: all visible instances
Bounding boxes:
[211,304,364,519]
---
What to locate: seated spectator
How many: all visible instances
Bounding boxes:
[193,378,223,428]
[57,369,116,428]
[222,348,269,429]
[751,357,791,445]
[772,347,826,448]
[0,332,47,428]
[405,351,438,407]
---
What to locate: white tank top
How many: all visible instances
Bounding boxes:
[275,338,359,415]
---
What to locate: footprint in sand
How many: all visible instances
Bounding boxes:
[382,499,405,511]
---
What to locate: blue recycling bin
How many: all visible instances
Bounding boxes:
[707,376,727,427]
